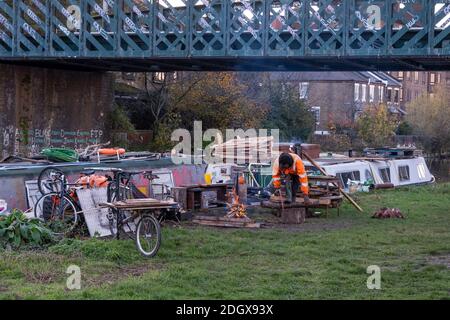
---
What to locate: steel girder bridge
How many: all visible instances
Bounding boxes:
[1,0,450,72]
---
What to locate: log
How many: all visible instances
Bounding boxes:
[192,215,261,228]
[374,183,395,189]
[281,208,306,224]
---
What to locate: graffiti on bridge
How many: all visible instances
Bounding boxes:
[1,125,104,158]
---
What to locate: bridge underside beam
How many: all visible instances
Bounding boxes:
[1,56,449,72]
[0,0,450,71]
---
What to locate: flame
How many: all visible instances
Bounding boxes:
[226,187,247,219]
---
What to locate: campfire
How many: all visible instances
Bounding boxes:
[226,188,247,219]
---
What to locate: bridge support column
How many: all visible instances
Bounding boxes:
[0,65,114,159]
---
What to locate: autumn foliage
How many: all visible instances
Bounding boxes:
[356,104,397,147]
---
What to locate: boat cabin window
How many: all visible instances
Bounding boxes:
[379,167,391,183]
[337,171,361,188]
[365,169,373,181]
[417,163,426,180]
[398,165,410,182]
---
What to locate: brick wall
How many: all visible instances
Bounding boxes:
[307,81,355,130]
[0,64,114,158]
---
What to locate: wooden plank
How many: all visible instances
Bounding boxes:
[194,215,252,223]
[269,195,331,206]
[193,219,261,229]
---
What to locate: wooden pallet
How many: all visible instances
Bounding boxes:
[192,215,262,229]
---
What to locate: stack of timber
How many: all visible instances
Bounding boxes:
[262,175,344,223]
[212,136,274,163]
[192,215,262,229]
[263,175,344,210]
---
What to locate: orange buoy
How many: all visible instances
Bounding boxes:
[98,148,126,156]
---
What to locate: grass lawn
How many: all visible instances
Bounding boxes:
[0,183,449,300]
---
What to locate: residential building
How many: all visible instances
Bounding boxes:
[389,71,450,109]
[270,72,402,132]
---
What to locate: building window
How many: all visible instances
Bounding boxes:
[397,72,404,80]
[394,89,399,103]
[437,73,441,84]
[354,84,360,102]
[398,166,410,182]
[379,86,384,102]
[299,82,309,99]
[153,72,165,83]
[430,73,436,84]
[361,84,367,102]
[369,85,375,102]
[311,106,321,126]
[414,72,419,82]
[406,72,411,80]
[387,88,392,101]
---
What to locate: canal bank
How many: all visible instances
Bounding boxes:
[427,158,450,183]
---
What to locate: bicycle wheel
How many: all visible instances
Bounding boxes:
[135,215,161,258]
[34,192,79,234]
[37,167,67,195]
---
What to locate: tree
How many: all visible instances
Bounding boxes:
[168,72,268,131]
[396,121,413,136]
[407,86,450,155]
[356,104,397,147]
[263,81,314,141]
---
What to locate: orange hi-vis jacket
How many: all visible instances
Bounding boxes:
[273,153,309,195]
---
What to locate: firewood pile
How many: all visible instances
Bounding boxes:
[372,208,405,219]
[226,188,247,218]
[192,188,261,229]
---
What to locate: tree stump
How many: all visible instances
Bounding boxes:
[281,207,306,224]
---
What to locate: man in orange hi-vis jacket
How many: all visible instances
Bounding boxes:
[272,152,310,204]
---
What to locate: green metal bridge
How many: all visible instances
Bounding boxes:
[1,0,450,71]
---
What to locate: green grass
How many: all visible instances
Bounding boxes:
[1,183,449,300]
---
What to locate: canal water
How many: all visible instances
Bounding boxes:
[427,159,450,183]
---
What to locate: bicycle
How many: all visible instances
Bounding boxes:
[35,167,90,234]
[35,166,111,234]
[86,167,167,258]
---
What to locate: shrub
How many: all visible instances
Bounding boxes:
[0,210,55,248]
